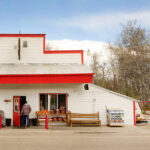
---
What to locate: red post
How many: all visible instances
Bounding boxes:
[133,101,136,126]
[45,114,48,130]
[0,115,2,129]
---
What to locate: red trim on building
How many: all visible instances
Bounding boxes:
[13,96,21,127]
[44,50,83,54]
[43,35,46,52]
[140,101,150,103]
[81,51,84,64]
[0,33,84,64]
[0,34,45,37]
[0,73,93,84]
[133,101,136,126]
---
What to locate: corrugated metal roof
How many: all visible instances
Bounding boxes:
[0,63,93,75]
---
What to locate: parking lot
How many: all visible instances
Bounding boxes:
[0,125,150,150]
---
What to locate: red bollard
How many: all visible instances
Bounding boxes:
[45,114,48,130]
[0,115,2,129]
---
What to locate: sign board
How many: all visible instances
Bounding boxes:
[4,99,11,103]
[107,109,124,126]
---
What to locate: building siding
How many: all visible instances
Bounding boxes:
[0,37,82,64]
[0,83,140,125]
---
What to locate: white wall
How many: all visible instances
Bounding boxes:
[0,84,84,125]
[88,84,141,125]
[0,83,139,125]
[0,37,82,64]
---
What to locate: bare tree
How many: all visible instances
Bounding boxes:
[108,21,150,100]
[90,52,100,84]
[91,52,114,90]
[46,43,53,50]
[45,43,59,50]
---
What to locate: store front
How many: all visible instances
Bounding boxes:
[12,93,69,126]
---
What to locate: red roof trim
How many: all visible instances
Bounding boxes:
[0,34,45,37]
[0,73,93,84]
[0,73,93,76]
[44,50,83,54]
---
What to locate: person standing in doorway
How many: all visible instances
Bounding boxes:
[21,101,31,127]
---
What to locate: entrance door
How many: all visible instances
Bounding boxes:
[13,96,20,127]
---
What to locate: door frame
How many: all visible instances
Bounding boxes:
[13,96,21,127]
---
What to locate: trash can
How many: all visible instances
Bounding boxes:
[6,119,11,126]
[32,118,37,126]
[0,110,5,127]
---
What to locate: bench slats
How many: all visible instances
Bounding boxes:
[70,116,98,118]
[71,120,100,123]
[70,113,98,115]
[71,124,100,126]
[67,112,101,127]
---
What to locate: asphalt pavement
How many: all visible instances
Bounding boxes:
[0,125,150,150]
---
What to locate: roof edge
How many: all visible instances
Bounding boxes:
[0,34,46,37]
[89,83,140,102]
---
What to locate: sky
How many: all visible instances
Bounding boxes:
[46,39,109,65]
[1,0,150,64]
[1,0,150,41]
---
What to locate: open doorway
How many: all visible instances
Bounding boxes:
[20,96,26,126]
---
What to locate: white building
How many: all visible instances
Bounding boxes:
[0,34,141,126]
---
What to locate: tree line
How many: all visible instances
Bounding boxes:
[91,21,150,101]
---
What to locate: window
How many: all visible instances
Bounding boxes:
[14,98,19,112]
[84,84,89,90]
[40,94,48,110]
[40,94,67,114]
[23,41,28,48]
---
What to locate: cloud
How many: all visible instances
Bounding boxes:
[58,11,150,32]
[46,39,110,65]
[46,11,150,64]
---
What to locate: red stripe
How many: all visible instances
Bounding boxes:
[0,74,93,84]
[81,51,84,64]
[0,34,45,37]
[44,50,83,54]
[43,35,46,52]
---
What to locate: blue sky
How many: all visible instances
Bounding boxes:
[1,0,150,42]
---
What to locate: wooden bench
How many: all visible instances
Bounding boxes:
[67,112,101,127]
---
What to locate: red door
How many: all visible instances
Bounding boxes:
[13,96,20,127]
